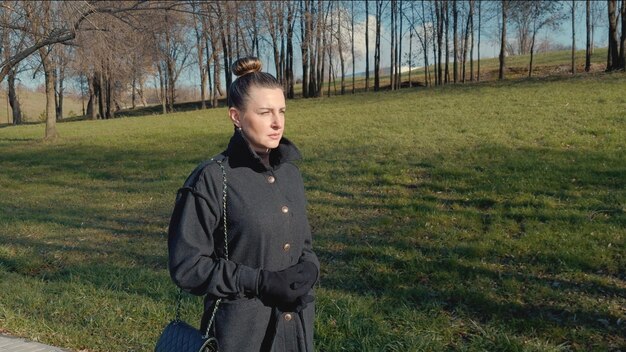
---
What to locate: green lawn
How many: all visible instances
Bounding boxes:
[0,72,625,351]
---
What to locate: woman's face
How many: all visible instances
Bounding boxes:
[229,87,285,152]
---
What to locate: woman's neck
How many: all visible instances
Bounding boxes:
[255,148,271,168]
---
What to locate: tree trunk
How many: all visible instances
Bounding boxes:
[105,68,113,119]
[39,47,58,140]
[7,69,22,125]
[453,0,458,83]
[97,70,105,119]
[351,0,355,94]
[390,0,395,90]
[158,64,166,115]
[443,0,450,83]
[618,0,626,70]
[585,0,591,72]
[87,75,96,120]
[374,0,382,91]
[436,0,443,85]
[307,0,317,97]
[286,1,295,99]
[499,0,508,80]
[529,30,536,77]
[397,0,402,89]
[571,0,576,74]
[56,63,65,120]
[167,57,175,112]
[470,0,475,81]
[408,31,413,87]
[477,0,481,81]
[338,2,345,95]
[193,12,206,110]
[300,0,310,98]
[421,0,430,86]
[365,0,370,92]
[607,0,619,70]
[462,0,474,83]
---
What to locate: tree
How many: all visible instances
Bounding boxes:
[510,1,562,77]
[462,0,475,82]
[585,0,591,72]
[618,0,626,70]
[365,0,370,91]
[1,1,25,124]
[374,0,382,91]
[498,0,508,80]
[351,0,355,94]
[606,0,619,71]
[569,0,577,74]
[453,0,458,83]
[191,1,207,109]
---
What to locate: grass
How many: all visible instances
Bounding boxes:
[0,71,625,351]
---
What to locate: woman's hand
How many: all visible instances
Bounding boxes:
[258,262,317,305]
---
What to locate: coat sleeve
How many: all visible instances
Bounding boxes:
[298,219,320,272]
[298,188,320,276]
[168,168,260,298]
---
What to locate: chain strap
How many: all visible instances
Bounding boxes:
[173,158,229,340]
[203,159,228,338]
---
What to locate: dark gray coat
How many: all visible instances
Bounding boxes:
[168,130,319,352]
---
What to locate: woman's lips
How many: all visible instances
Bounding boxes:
[268,133,282,140]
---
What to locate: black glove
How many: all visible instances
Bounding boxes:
[280,294,315,313]
[258,262,317,305]
[290,261,318,291]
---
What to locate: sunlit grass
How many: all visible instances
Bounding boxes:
[0,71,624,351]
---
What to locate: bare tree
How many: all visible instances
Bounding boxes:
[618,0,626,70]
[374,0,382,91]
[510,1,562,77]
[568,0,577,74]
[499,0,509,80]
[300,0,311,98]
[462,0,475,82]
[1,1,25,124]
[191,1,207,109]
[365,0,370,91]
[351,0,355,93]
[453,0,458,83]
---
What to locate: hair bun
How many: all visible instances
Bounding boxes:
[232,57,262,77]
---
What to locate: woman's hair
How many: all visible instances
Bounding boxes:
[228,57,282,110]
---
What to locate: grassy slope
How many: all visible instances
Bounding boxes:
[0,88,84,124]
[0,71,625,351]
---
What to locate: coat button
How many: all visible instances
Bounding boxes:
[283,243,291,252]
[267,175,275,184]
[284,313,292,321]
[281,206,289,214]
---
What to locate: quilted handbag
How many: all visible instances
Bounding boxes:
[155,160,228,352]
[154,319,218,352]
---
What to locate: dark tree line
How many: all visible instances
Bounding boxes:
[0,0,622,139]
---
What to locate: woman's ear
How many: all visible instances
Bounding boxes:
[228,107,241,128]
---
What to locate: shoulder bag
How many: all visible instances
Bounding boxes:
[155,160,229,352]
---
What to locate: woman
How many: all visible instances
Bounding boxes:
[168,57,319,352]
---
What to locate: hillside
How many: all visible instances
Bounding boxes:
[0,88,84,124]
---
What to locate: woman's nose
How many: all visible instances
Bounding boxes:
[271,113,283,129]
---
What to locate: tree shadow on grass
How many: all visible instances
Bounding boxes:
[304,142,625,348]
[0,135,624,349]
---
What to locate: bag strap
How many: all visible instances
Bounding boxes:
[173,159,229,339]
